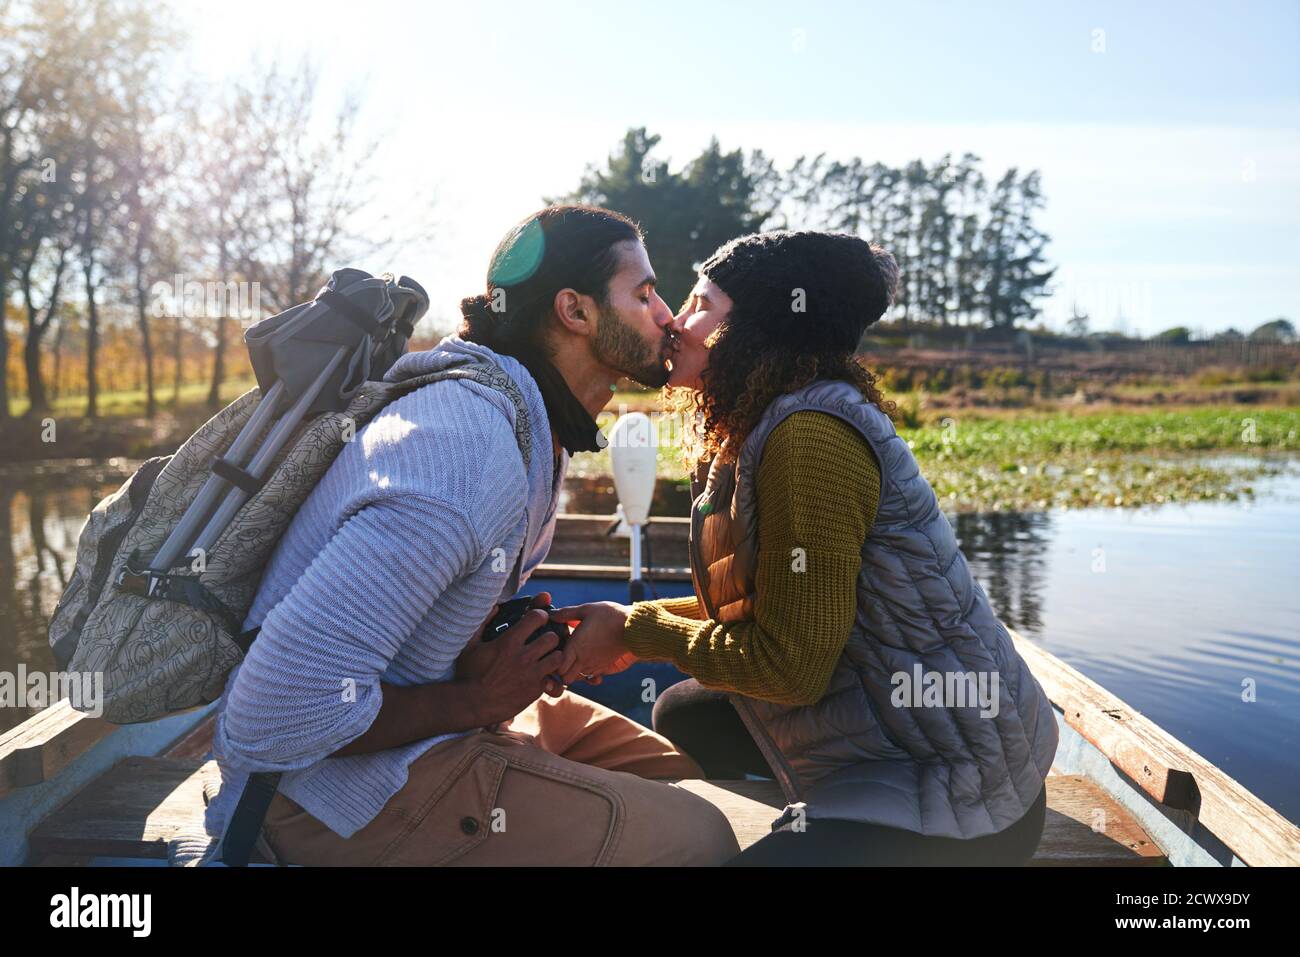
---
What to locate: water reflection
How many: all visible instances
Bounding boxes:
[952,511,1050,635]
[0,479,114,733]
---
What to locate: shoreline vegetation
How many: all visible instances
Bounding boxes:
[3,336,1298,512]
[568,405,1300,512]
[2,366,1297,512]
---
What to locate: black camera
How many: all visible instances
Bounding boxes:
[484,595,570,649]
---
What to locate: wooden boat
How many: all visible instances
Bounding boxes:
[3,513,1298,867]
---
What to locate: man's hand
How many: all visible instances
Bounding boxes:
[549,601,638,685]
[334,594,569,757]
[456,592,572,726]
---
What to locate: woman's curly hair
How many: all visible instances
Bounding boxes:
[664,335,896,470]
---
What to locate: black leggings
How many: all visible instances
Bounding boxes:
[652,678,1047,866]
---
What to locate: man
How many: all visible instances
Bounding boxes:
[208,205,739,866]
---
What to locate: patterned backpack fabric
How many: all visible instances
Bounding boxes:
[47,359,531,725]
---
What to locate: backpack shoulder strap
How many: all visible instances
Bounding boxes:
[379,359,534,470]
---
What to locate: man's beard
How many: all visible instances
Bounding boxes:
[591,302,672,388]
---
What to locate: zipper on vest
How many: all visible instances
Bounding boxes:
[730,695,805,805]
[687,474,713,617]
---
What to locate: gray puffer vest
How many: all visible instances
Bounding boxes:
[688,378,1058,838]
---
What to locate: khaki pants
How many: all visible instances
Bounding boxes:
[261,690,741,866]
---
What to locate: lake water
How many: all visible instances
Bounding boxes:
[952,470,1300,827]
[1,456,1297,824]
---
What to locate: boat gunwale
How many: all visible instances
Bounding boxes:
[1011,628,1300,867]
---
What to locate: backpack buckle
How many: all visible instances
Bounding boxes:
[115,553,172,599]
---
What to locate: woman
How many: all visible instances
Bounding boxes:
[553,230,1059,866]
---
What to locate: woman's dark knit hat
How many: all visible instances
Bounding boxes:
[699,230,900,354]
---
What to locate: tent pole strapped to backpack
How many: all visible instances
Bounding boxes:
[145,377,291,584]
[146,269,420,581]
[188,346,350,557]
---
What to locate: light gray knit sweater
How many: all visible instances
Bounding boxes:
[206,336,566,840]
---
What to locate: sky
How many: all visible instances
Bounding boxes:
[181,0,1300,337]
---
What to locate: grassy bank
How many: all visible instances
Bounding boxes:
[901,407,1299,509]
[6,376,257,420]
[572,406,1300,511]
[0,377,258,462]
[902,407,1299,460]
[6,380,1298,512]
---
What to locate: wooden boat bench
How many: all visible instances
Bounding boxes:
[27,754,1165,866]
[675,775,1165,865]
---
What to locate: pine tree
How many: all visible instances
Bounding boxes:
[560,129,770,310]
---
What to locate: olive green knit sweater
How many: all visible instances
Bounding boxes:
[623,410,881,706]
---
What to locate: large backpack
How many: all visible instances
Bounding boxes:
[47,275,532,727]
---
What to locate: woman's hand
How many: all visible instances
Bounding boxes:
[550,601,639,685]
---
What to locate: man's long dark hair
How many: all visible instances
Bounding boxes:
[460,205,643,359]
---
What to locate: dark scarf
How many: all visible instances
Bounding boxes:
[511,351,605,455]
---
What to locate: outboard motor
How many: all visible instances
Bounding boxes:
[608,412,658,602]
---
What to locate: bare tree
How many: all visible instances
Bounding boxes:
[0,0,74,421]
[2,0,168,420]
[256,61,382,309]
[187,57,400,408]
[72,0,168,418]
[116,64,183,419]
[182,74,272,409]
[5,10,430,423]
[13,141,73,415]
